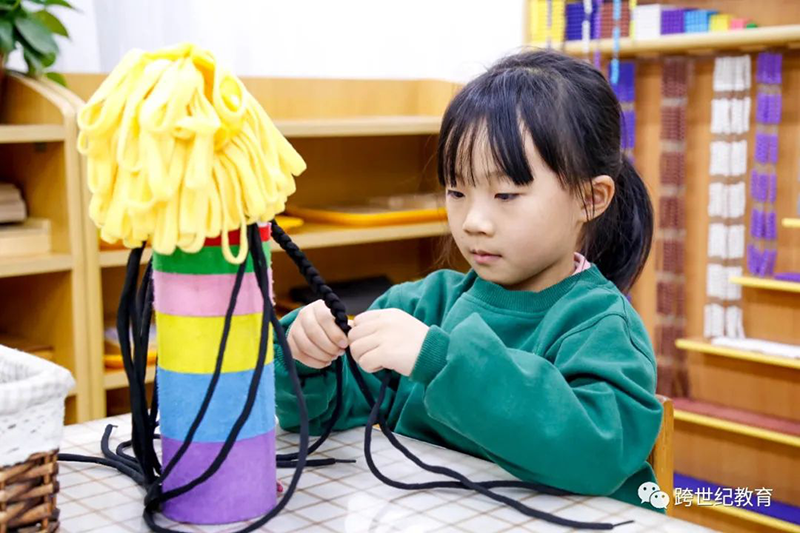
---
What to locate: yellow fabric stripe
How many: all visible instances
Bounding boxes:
[156,312,273,374]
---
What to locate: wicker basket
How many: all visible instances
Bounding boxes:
[0,452,60,532]
[0,345,74,532]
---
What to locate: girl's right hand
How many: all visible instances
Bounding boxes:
[286,300,349,369]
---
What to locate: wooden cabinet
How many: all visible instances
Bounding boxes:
[0,73,91,422]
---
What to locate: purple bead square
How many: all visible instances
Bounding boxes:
[747,245,760,275]
[751,209,764,239]
[756,54,767,84]
[767,94,777,124]
[753,172,763,203]
[755,133,767,164]
[765,53,775,83]
[765,94,774,124]
[768,173,777,203]
[757,172,767,203]
[756,93,767,122]
[768,53,781,84]
[757,249,769,277]
[592,6,602,39]
[766,211,777,240]
[765,249,778,276]
[768,134,779,164]
[770,94,782,124]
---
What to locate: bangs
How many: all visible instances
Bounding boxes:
[438,90,534,188]
[437,64,599,192]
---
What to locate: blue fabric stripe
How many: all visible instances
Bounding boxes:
[157,364,275,443]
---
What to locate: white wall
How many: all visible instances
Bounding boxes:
[7,0,527,83]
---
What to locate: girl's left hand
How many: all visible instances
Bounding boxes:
[347,309,429,376]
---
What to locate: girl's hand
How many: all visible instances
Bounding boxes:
[287,300,349,369]
[347,309,429,376]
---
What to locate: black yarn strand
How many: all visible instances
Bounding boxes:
[270,221,634,531]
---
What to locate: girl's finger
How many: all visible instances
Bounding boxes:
[347,318,381,343]
[348,333,381,363]
[304,311,344,356]
[356,349,384,373]
[290,326,334,368]
[313,303,349,349]
[352,309,385,327]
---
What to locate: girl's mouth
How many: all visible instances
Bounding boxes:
[471,250,501,265]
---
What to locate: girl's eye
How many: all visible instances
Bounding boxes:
[495,193,519,201]
[446,190,465,199]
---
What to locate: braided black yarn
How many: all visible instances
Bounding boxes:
[270,222,633,530]
[270,227,350,332]
[271,225,348,464]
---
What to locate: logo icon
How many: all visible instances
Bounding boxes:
[638,481,670,509]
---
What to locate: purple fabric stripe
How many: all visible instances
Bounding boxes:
[161,432,276,524]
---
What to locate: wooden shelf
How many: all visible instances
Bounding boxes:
[675,410,800,448]
[0,253,73,278]
[730,276,800,294]
[0,124,65,144]
[782,218,800,229]
[536,25,800,57]
[676,338,800,370]
[99,248,153,268]
[274,116,441,138]
[674,399,800,449]
[104,365,156,390]
[272,221,449,251]
[96,222,448,264]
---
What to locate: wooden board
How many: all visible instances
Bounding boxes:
[63,75,459,121]
[0,218,51,258]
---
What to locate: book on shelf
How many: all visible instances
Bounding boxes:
[0,182,27,224]
[0,218,51,258]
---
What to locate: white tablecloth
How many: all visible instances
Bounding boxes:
[56,415,713,532]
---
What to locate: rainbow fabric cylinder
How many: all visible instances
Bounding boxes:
[153,225,276,524]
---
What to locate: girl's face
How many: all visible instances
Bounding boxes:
[445,133,586,293]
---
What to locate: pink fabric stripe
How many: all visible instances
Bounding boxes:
[153,271,270,317]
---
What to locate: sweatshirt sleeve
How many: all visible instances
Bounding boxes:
[273,270,465,435]
[409,312,663,495]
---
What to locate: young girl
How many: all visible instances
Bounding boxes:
[273,50,662,510]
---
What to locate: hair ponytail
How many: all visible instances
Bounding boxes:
[582,156,653,293]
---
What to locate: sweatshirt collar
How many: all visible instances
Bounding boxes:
[467,265,606,312]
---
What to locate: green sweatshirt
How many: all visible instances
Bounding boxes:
[274,266,663,511]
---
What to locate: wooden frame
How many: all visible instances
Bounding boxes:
[649,395,675,516]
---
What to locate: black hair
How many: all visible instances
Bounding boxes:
[437,49,653,293]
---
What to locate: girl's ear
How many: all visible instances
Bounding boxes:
[578,175,615,222]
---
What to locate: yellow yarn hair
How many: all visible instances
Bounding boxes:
[78,43,306,263]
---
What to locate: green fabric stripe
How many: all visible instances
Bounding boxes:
[154,242,271,274]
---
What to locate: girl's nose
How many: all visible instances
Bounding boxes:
[462,208,494,236]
